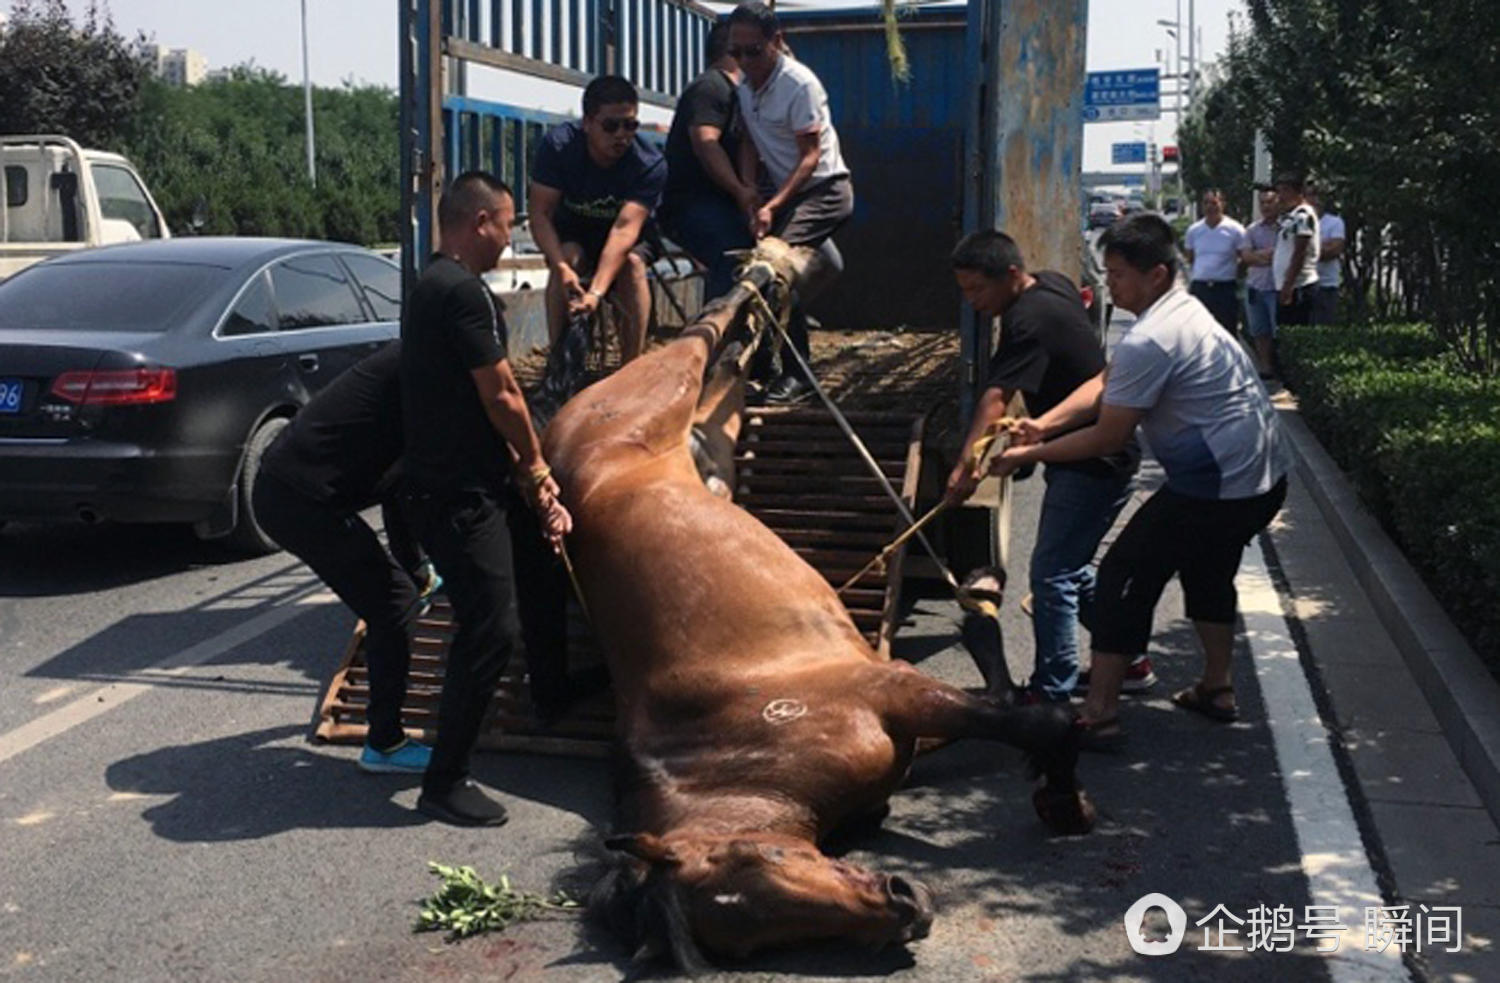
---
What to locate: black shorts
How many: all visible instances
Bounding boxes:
[554,217,662,273]
[1089,477,1287,655]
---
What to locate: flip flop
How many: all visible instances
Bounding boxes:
[1078,715,1128,753]
[1172,683,1239,723]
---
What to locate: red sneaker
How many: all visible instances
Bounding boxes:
[1074,656,1157,695]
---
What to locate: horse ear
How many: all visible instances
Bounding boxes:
[605,832,680,865]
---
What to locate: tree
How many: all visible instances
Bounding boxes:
[125,68,400,245]
[1180,0,1500,369]
[0,0,151,148]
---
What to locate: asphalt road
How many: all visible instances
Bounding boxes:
[0,482,1386,983]
[0,314,1403,980]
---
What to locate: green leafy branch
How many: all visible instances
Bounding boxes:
[414,862,579,941]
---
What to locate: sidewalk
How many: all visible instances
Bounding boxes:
[1265,396,1500,983]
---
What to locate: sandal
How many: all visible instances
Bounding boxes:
[1077,715,1129,753]
[1172,683,1239,723]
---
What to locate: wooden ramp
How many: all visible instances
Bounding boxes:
[314,407,925,756]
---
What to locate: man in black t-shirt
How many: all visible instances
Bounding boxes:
[401,171,573,827]
[945,230,1142,704]
[660,21,757,303]
[252,341,440,775]
[529,75,667,365]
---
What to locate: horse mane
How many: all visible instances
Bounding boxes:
[588,855,710,974]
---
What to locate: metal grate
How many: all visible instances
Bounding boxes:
[314,407,923,755]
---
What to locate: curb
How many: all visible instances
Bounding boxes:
[1276,399,1500,827]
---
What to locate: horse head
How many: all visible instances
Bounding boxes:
[594,830,934,968]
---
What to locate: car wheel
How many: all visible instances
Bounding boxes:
[226,416,289,555]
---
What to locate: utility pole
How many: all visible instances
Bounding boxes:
[1187,0,1196,105]
[301,0,317,188]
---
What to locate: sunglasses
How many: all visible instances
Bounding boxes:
[729,43,765,59]
[599,117,641,135]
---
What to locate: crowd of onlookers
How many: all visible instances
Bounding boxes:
[1182,173,1345,378]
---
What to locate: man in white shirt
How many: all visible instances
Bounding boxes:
[729,1,854,404]
[1308,186,1345,325]
[1272,173,1320,326]
[1183,189,1246,334]
[990,214,1287,751]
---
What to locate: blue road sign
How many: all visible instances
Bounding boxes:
[1085,69,1161,122]
[1112,142,1148,165]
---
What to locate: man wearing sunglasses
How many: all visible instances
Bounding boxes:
[728,1,854,405]
[530,75,667,366]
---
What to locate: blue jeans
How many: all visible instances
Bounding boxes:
[1030,466,1134,700]
[660,191,753,303]
[1244,286,1278,338]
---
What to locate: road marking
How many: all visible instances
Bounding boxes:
[1241,538,1405,980]
[0,587,335,767]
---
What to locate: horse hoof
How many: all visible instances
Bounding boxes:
[1033,787,1096,836]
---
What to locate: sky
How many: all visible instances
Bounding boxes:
[4,0,1241,172]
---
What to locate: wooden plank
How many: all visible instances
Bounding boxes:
[736,474,901,494]
[879,416,925,656]
[737,493,901,510]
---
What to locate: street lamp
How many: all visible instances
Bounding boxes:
[1157,9,1189,216]
[301,0,317,188]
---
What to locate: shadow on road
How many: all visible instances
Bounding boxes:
[23,563,339,685]
[105,724,425,841]
[0,521,255,597]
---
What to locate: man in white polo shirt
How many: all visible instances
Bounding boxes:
[1183,189,1246,335]
[991,214,1287,751]
[1308,185,1345,325]
[729,1,855,404]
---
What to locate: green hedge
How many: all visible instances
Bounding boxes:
[1280,324,1500,671]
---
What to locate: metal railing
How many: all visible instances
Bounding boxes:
[402,0,714,291]
[440,0,713,107]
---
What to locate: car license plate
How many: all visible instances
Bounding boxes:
[0,378,22,414]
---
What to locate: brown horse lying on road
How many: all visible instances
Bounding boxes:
[541,242,1095,969]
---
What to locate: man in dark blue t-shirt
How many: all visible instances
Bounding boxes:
[529,75,666,365]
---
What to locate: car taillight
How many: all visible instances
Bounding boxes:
[50,368,177,405]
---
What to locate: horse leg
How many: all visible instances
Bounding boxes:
[689,341,749,499]
[875,665,1095,835]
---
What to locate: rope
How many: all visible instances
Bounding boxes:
[558,539,590,624]
[835,418,1016,595]
[740,280,963,594]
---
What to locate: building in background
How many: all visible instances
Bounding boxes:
[145,44,208,87]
